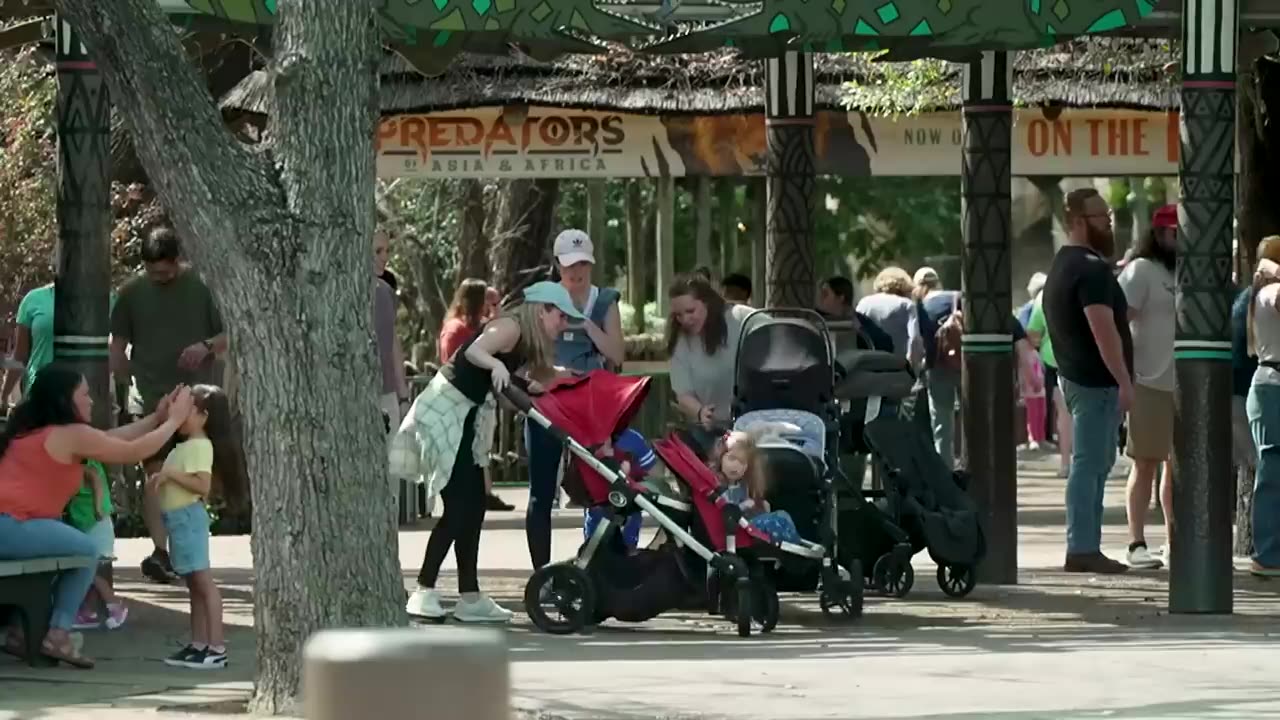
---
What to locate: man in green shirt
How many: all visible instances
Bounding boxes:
[110,227,227,583]
[2,285,117,410]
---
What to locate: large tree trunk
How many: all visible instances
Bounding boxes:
[455,179,490,285]
[52,2,406,713]
[492,178,559,298]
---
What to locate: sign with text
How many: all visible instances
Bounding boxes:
[375,106,1182,179]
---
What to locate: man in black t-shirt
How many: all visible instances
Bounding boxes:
[1043,188,1134,575]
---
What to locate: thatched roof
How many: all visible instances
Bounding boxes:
[220,38,1178,119]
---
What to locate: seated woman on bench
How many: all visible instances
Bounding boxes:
[0,365,193,669]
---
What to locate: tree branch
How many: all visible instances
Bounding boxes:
[50,1,278,246]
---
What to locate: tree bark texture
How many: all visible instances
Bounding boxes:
[455,179,490,285]
[52,18,112,430]
[764,52,816,308]
[1170,0,1236,615]
[959,51,1017,585]
[625,180,648,332]
[492,178,559,298]
[50,1,407,712]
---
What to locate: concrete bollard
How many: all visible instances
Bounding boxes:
[303,627,509,720]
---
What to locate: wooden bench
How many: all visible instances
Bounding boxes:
[0,555,95,667]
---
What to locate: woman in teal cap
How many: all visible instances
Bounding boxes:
[392,281,579,623]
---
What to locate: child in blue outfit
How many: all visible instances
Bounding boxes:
[583,428,654,546]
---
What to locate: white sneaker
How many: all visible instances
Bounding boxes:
[452,595,514,624]
[406,588,446,620]
[1126,545,1164,569]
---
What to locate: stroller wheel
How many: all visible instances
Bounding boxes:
[873,554,914,599]
[524,563,595,635]
[937,563,977,598]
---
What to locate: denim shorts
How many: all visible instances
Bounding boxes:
[162,502,211,576]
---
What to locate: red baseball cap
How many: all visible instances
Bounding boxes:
[1152,205,1178,229]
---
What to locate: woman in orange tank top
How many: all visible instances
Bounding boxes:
[0,365,192,669]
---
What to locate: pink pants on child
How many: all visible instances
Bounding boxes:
[1024,396,1047,444]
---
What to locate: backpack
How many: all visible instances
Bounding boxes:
[935,311,964,371]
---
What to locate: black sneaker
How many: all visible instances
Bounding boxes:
[141,551,178,585]
[163,645,201,667]
[182,647,228,670]
[485,493,515,511]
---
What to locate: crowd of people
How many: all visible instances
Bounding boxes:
[4,199,1276,669]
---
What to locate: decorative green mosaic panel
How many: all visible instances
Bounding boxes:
[186,0,1157,57]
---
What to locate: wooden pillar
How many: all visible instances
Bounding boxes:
[1170,0,1237,615]
[655,176,675,316]
[53,18,112,429]
[764,51,816,308]
[960,51,1017,585]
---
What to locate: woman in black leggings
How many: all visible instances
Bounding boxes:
[393,282,580,623]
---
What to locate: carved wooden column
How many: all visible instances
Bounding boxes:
[764,51,816,308]
[960,50,1017,585]
[1170,0,1238,614]
[53,18,112,429]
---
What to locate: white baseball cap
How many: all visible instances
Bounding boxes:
[553,229,595,266]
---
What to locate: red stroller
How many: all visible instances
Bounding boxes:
[508,371,775,637]
[652,433,862,620]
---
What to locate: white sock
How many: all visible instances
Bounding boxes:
[460,592,481,603]
[192,642,207,651]
[416,584,435,592]
[208,644,226,654]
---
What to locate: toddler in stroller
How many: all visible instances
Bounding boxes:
[510,370,783,637]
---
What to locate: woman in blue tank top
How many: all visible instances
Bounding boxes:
[524,229,629,570]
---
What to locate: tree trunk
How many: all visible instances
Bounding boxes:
[51,2,406,713]
[491,178,559,297]
[587,180,608,282]
[694,177,713,271]
[455,179,490,285]
[655,177,676,316]
[717,179,738,277]
[625,180,648,332]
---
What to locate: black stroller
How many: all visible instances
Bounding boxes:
[835,349,987,598]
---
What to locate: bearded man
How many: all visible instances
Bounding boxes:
[1043,187,1136,574]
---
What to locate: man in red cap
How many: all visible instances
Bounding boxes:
[1116,205,1178,569]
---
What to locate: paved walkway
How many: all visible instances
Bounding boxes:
[3,458,1278,720]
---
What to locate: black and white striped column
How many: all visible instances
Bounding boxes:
[53,18,113,428]
[763,51,816,309]
[960,50,1017,585]
[1171,0,1237,615]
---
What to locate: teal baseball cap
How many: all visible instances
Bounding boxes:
[522,281,585,320]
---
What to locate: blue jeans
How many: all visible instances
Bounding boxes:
[584,507,642,548]
[927,368,959,471]
[1247,383,1280,567]
[1060,379,1121,555]
[0,515,97,630]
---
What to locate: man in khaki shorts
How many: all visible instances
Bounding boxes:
[1117,206,1177,569]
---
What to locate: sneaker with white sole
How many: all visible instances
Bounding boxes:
[406,588,446,620]
[452,595,513,624]
[1126,544,1164,569]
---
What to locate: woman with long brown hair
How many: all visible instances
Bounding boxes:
[666,273,753,432]
[439,279,492,364]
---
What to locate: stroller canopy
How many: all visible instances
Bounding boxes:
[531,370,652,447]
